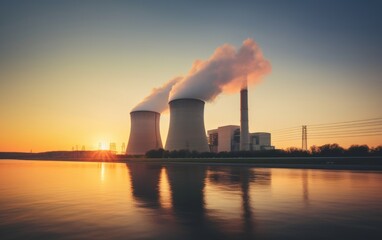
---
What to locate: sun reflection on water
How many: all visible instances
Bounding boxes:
[159,167,172,209]
[100,162,105,181]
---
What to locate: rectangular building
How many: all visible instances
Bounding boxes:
[208,125,240,152]
[208,126,274,152]
[250,132,274,151]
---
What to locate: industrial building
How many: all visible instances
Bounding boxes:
[208,126,240,152]
[250,132,274,151]
[208,126,274,152]
[207,84,274,153]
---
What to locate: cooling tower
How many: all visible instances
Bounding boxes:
[165,99,210,152]
[240,87,250,151]
[126,111,163,155]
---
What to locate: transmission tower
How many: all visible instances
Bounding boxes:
[110,142,117,154]
[302,125,307,150]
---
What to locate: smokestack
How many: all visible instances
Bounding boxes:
[240,82,250,151]
[126,111,163,155]
[165,99,209,152]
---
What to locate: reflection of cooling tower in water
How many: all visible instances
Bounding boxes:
[165,99,209,152]
[126,111,162,155]
[166,165,207,213]
[127,163,161,208]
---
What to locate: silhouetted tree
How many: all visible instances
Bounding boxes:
[198,152,215,158]
[317,143,345,156]
[371,146,382,156]
[310,145,320,156]
[146,148,168,158]
[286,147,310,157]
[346,145,370,156]
[142,143,380,159]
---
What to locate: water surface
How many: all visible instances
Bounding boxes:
[0,160,381,239]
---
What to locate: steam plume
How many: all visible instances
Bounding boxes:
[132,39,270,112]
[132,77,181,113]
[169,39,271,101]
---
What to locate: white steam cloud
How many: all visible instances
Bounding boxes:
[169,38,271,101]
[132,77,181,113]
[132,38,271,112]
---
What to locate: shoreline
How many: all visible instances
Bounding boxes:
[2,156,382,171]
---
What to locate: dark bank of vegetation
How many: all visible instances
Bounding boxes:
[145,144,382,158]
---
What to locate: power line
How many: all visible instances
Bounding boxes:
[309,130,382,137]
[270,126,301,132]
[309,121,382,130]
[273,138,300,142]
[308,117,382,127]
[273,130,382,141]
[272,136,301,141]
[273,132,382,142]
[308,129,382,136]
[273,127,382,138]
[309,133,382,139]
[273,134,301,139]
[270,117,382,148]
[272,131,301,136]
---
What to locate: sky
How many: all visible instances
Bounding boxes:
[0,0,381,152]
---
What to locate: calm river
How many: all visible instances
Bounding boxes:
[0,160,381,239]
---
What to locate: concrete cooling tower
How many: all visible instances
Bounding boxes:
[165,99,210,152]
[126,111,163,155]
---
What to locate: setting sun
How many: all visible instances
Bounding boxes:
[99,142,109,151]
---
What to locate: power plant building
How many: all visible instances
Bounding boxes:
[250,132,273,151]
[207,125,240,153]
[205,80,274,152]
[208,125,274,152]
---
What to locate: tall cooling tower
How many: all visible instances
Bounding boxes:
[165,99,209,152]
[126,111,163,155]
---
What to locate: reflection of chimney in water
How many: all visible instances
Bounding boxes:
[240,168,255,238]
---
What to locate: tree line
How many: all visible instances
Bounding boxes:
[145,144,382,158]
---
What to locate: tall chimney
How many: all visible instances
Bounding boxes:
[240,81,250,151]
